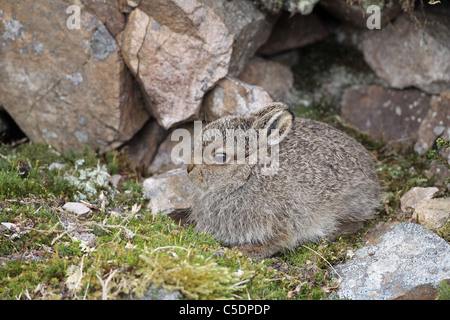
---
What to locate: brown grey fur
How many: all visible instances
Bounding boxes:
[187,102,382,258]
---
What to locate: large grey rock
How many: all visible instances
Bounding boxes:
[334,222,450,300]
[0,0,150,153]
[118,0,275,129]
[363,7,450,94]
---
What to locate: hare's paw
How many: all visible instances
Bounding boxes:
[235,243,280,259]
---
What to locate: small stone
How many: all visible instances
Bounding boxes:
[63,202,91,217]
[109,174,123,188]
[415,197,450,230]
[400,187,439,213]
[1,222,17,231]
[127,0,140,7]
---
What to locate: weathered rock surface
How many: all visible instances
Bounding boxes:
[320,0,402,28]
[143,168,194,216]
[363,7,450,94]
[400,187,439,213]
[415,198,450,230]
[341,85,431,146]
[414,92,450,186]
[0,0,149,153]
[414,92,450,155]
[335,222,450,300]
[118,0,275,129]
[257,12,328,56]
[85,0,126,37]
[203,76,273,122]
[238,57,294,101]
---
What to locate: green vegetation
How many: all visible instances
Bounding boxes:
[438,280,450,300]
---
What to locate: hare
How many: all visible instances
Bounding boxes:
[187,102,382,258]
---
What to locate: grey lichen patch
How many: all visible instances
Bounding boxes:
[2,19,25,42]
[31,42,45,56]
[66,72,84,87]
[92,25,118,61]
[42,129,58,139]
[152,22,160,31]
[78,116,87,126]
[74,129,89,144]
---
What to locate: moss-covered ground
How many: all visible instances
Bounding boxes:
[0,114,447,300]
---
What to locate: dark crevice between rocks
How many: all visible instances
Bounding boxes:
[0,107,27,146]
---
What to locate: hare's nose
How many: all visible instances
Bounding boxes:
[187,163,195,173]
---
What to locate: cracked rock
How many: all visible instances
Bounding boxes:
[117,0,275,129]
[0,0,149,153]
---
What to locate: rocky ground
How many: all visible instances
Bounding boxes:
[0,0,449,300]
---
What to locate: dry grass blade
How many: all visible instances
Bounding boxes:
[301,245,342,279]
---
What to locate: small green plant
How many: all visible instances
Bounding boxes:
[427,138,450,169]
[437,280,450,300]
[427,137,450,185]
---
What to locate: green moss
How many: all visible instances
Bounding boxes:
[438,280,450,300]
[135,249,249,300]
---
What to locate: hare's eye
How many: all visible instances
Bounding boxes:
[212,152,227,164]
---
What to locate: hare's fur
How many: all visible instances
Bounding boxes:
[187,103,382,258]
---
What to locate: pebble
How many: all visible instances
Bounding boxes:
[63,202,91,217]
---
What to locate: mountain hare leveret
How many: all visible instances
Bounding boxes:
[187,102,382,258]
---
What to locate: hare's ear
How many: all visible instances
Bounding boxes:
[251,103,294,146]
